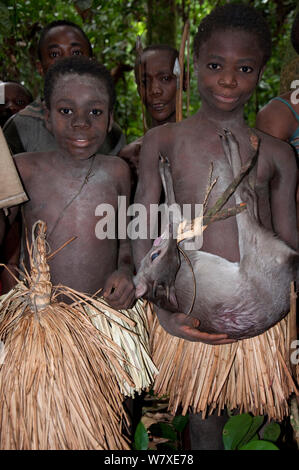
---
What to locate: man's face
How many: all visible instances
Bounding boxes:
[194,29,264,113]
[46,73,112,160]
[0,82,32,127]
[38,25,91,76]
[138,50,177,126]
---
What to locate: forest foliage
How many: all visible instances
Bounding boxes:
[0,0,298,142]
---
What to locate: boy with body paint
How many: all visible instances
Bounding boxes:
[1,56,135,309]
[132,4,297,449]
[3,20,125,156]
[1,20,125,293]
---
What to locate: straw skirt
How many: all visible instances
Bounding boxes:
[147,289,299,421]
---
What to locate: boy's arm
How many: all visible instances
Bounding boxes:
[102,159,135,309]
[133,129,236,344]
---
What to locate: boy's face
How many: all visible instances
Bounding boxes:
[138,50,177,126]
[194,29,264,113]
[0,82,32,127]
[46,74,112,160]
[38,26,91,76]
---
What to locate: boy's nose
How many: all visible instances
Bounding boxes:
[71,113,90,128]
[218,71,237,88]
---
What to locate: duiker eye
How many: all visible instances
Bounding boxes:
[151,251,160,262]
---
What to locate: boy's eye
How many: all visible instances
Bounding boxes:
[59,108,72,115]
[72,50,83,56]
[208,63,221,70]
[50,51,60,58]
[90,109,102,116]
[239,65,253,73]
[161,75,171,82]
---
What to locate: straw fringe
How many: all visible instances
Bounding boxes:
[85,297,159,397]
[147,301,298,421]
[0,287,130,449]
[0,221,157,449]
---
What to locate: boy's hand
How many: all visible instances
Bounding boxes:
[157,308,237,345]
[103,269,135,310]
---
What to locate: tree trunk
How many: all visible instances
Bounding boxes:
[146,0,177,47]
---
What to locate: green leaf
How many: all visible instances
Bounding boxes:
[172,414,189,433]
[262,422,281,443]
[237,415,265,449]
[239,440,279,450]
[134,421,149,450]
[222,414,253,450]
[149,423,177,442]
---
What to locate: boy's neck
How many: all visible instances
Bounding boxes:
[197,100,247,129]
[51,150,97,179]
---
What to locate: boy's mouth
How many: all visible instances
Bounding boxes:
[69,138,94,148]
[213,94,239,104]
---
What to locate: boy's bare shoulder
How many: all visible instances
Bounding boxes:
[96,153,130,172]
[142,119,188,148]
[13,151,53,177]
[94,154,131,190]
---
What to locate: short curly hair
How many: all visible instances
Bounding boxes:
[291,11,299,55]
[44,56,115,112]
[134,44,179,84]
[193,3,272,66]
[38,20,93,61]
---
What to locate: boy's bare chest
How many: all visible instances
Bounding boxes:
[23,166,119,235]
[167,140,235,207]
[165,128,262,207]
